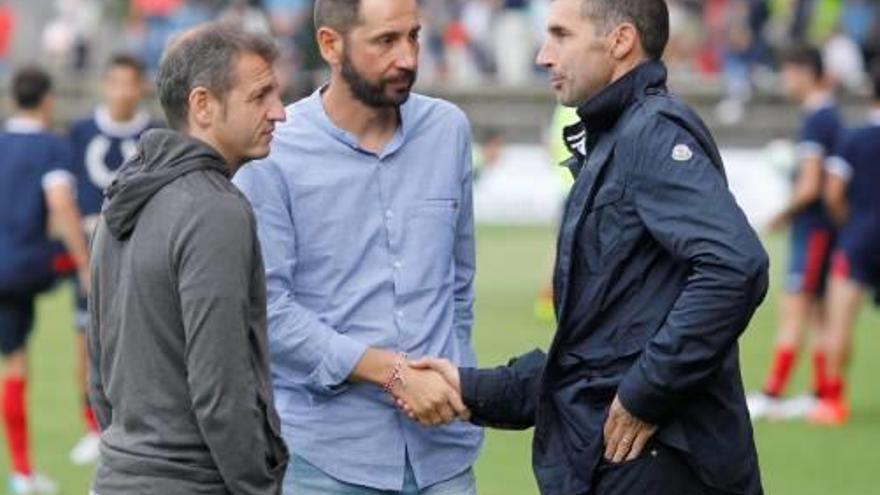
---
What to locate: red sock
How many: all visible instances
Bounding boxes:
[764,346,797,397]
[812,351,829,398]
[84,399,99,433]
[824,377,845,402]
[2,377,31,475]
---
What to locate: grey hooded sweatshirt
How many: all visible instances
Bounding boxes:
[87,129,288,495]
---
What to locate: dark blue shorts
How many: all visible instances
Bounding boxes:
[0,295,35,356]
[831,228,880,297]
[785,223,835,295]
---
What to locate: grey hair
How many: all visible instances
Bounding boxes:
[314,0,363,35]
[156,23,279,130]
[579,0,669,60]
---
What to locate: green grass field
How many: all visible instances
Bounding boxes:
[3,226,878,494]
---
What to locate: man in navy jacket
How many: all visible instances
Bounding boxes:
[408,1,769,494]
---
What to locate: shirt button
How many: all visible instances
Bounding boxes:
[393,260,403,269]
[396,310,404,318]
[385,210,393,219]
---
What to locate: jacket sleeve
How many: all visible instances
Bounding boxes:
[459,349,546,430]
[86,225,112,430]
[616,119,770,425]
[175,195,283,495]
[233,163,367,396]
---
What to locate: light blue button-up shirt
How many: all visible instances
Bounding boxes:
[233,89,483,491]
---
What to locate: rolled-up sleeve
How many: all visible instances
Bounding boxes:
[234,162,368,395]
[617,120,770,424]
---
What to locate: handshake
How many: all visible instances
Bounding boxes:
[387,356,471,427]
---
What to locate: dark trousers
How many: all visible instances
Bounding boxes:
[591,443,721,495]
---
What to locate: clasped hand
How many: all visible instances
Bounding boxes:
[389,357,469,427]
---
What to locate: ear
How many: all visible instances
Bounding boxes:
[316,26,345,66]
[187,87,215,130]
[609,23,638,61]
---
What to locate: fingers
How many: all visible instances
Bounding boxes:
[603,419,625,462]
[447,388,468,417]
[603,418,657,463]
[625,427,656,462]
[408,357,434,369]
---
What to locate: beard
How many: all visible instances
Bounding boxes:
[340,48,417,108]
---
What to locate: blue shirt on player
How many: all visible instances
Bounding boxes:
[826,109,880,245]
[0,117,74,291]
[68,107,154,218]
[232,89,483,491]
[793,96,843,229]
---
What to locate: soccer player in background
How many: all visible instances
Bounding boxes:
[66,53,155,466]
[812,64,880,426]
[747,44,843,420]
[0,66,90,495]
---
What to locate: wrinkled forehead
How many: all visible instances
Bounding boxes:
[352,0,420,35]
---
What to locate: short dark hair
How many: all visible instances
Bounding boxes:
[12,66,52,110]
[106,53,146,78]
[779,43,824,80]
[314,0,362,34]
[580,0,669,60]
[156,23,279,130]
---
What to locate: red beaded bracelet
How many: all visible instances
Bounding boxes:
[382,352,408,394]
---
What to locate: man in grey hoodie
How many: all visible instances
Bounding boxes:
[87,24,289,495]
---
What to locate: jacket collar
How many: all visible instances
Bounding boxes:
[576,60,668,133]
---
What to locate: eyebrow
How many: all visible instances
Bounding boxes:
[370,24,421,40]
[248,80,276,99]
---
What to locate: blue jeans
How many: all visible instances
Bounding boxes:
[284,455,477,495]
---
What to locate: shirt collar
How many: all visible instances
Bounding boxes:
[305,85,412,159]
[576,60,668,133]
[94,106,152,138]
[803,92,834,112]
[5,116,45,134]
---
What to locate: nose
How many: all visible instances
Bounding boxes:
[395,39,419,72]
[536,41,553,69]
[268,94,286,123]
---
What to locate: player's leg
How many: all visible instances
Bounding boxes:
[69,284,100,466]
[774,299,826,419]
[809,250,864,425]
[0,296,33,480]
[747,228,816,419]
[776,228,835,419]
[0,295,59,494]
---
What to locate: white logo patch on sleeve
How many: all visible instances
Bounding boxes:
[672,144,693,162]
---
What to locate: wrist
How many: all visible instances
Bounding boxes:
[383,352,408,396]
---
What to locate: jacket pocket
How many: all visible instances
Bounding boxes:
[256,393,289,475]
[578,181,626,274]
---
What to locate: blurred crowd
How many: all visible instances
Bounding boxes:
[0,0,878,97]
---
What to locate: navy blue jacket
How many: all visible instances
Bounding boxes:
[460,61,769,495]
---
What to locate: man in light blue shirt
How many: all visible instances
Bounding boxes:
[232,0,483,493]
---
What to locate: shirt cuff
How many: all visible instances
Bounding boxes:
[795,141,825,160]
[825,156,853,183]
[42,169,75,192]
[617,362,674,426]
[459,367,483,410]
[309,332,369,395]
